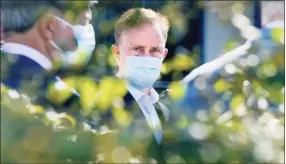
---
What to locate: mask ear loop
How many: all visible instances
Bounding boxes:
[49,40,63,53]
[49,17,76,66]
[54,16,74,29]
[48,16,74,53]
[48,39,66,69]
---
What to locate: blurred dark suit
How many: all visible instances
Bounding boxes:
[0,50,84,120]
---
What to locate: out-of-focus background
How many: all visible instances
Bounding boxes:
[1,1,285,163]
[87,1,284,84]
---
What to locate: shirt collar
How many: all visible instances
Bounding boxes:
[126,83,159,104]
[115,72,160,104]
[1,42,52,70]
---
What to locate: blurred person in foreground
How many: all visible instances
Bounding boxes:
[1,1,100,162]
[1,1,97,116]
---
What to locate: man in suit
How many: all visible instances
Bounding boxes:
[107,8,176,162]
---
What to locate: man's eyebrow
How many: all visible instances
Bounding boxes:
[150,45,164,50]
[128,44,163,49]
[151,46,161,49]
[128,44,146,49]
[129,44,145,47]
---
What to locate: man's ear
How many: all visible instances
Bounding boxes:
[111,44,120,65]
[37,14,56,40]
[163,48,168,59]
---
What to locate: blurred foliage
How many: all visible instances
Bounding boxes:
[1,1,285,164]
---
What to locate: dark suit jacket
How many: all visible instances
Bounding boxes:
[108,90,206,163]
[0,50,83,119]
[88,89,172,162]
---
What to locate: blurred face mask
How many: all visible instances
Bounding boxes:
[49,17,96,67]
[125,56,163,90]
[63,24,96,67]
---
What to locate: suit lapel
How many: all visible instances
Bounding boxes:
[123,91,169,128]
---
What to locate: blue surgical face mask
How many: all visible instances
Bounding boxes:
[49,16,76,52]
[49,17,96,67]
[63,24,96,67]
[125,56,163,90]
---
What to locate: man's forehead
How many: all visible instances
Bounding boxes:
[120,24,165,47]
[124,34,165,48]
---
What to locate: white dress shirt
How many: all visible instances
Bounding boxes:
[126,83,163,143]
[1,42,52,70]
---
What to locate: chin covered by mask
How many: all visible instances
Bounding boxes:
[125,56,163,90]
[49,17,96,69]
[63,24,96,68]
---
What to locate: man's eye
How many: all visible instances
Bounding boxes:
[151,49,160,53]
[134,47,143,52]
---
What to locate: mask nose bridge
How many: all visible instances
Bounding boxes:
[143,52,151,57]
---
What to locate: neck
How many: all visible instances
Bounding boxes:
[5,28,52,61]
[142,88,151,95]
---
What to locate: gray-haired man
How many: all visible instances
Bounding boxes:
[1,1,97,113]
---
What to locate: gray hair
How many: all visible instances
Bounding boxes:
[1,1,71,37]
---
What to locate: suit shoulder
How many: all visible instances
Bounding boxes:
[159,89,169,99]
[158,89,174,109]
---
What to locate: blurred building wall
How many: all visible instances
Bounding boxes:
[203,3,254,63]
